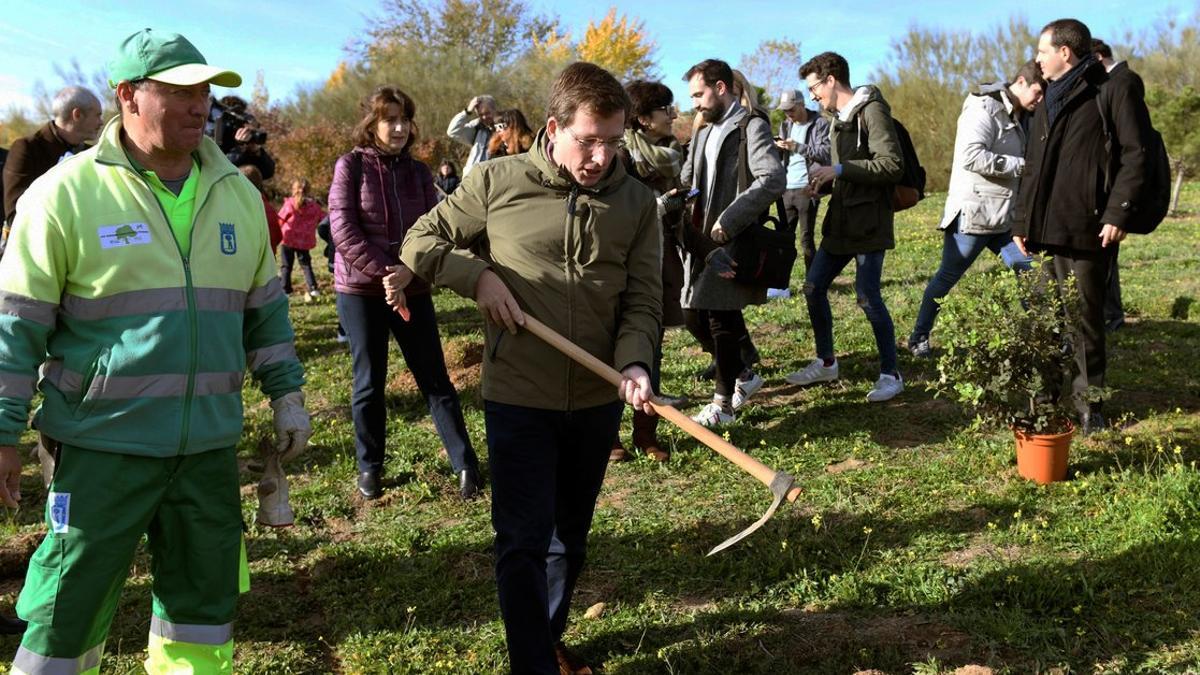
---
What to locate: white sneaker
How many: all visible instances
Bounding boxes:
[766,287,791,299]
[867,373,904,402]
[785,358,839,386]
[731,371,764,410]
[691,401,734,427]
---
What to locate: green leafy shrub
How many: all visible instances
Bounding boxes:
[932,264,1086,434]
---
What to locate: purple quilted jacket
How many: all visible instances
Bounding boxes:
[329,146,436,296]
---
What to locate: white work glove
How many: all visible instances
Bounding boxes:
[256,436,294,527]
[270,391,311,462]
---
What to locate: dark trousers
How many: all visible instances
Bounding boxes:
[279,245,318,293]
[1049,248,1113,416]
[684,309,750,398]
[485,400,623,674]
[781,189,819,268]
[1105,242,1125,326]
[336,292,478,474]
[804,248,898,376]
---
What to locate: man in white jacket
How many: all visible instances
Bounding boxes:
[908,60,1046,357]
[446,95,497,175]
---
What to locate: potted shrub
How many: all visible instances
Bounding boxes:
[931,266,1098,484]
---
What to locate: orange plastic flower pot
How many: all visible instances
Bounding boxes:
[1013,424,1074,484]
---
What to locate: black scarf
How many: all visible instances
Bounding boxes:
[1044,54,1095,128]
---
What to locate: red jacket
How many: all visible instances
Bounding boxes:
[262,193,282,253]
[278,196,325,250]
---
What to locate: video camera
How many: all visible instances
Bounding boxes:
[209,97,267,152]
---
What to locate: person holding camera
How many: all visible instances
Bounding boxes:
[446,94,497,176]
[215,95,275,180]
[330,85,482,501]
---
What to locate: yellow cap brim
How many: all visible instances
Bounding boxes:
[148,63,242,88]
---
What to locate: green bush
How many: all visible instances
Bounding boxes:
[932,264,1088,434]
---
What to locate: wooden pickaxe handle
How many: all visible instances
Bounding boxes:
[522,316,802,503]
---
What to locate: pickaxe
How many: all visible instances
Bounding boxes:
[522,316,802,555]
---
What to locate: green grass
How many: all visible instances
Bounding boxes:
[3,185,1200,674]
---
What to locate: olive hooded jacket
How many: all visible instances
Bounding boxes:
[400,128,662,411]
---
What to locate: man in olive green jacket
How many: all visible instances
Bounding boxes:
[787,51,906,403]
[398,62,661,674]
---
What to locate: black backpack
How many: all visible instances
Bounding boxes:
[890,118,926,210]
[852,110,926,211]
[1096,97,1170,235]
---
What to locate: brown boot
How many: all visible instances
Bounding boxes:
[555,642,593,675]
[632,409,668,462]
[609,436,629,462]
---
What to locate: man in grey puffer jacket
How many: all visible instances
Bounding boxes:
[908,60,1046,357]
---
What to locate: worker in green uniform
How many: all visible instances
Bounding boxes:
[0,28,310,674]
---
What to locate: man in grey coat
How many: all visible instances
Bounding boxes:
[679,59,786,427]
[446,94,497,175]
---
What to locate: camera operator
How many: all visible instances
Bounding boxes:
[213,95,275,180]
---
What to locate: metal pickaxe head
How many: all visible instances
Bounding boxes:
[707,471,796,556]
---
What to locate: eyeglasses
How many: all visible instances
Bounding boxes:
[562,126,626,153]
[654,104,678,117]
[807,78,829,98]
[494,122,509,130]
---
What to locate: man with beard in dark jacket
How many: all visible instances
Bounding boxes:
[1012,18,1155,435]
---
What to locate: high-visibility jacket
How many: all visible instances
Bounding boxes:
[0,116,304,456]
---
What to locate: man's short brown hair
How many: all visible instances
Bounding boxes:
[1012,59,1047,89]
[683,59,733,91]
[547,62,630,128]
[1041,18,1092,60]
[799,52,850,87]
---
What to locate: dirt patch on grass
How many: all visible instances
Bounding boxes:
[774,609,975,665]
[388,337,482,394]
[826,458,871,474]
[0,532,40,579]
[942,542,1022,568]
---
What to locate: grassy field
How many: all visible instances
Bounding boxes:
[3,184,1199,674]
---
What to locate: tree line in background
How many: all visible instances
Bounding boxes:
[1,1,1196,206]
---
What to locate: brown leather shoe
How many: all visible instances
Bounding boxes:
[609,439,629,462]
[555,642,593,675]
[632,410,668,462]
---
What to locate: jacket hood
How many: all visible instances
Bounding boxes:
[527,126,629,194]
[837,85,888,121]
[976,81,1007,96]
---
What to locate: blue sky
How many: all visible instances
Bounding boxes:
[0,0,1189,117]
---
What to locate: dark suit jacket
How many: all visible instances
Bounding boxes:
[3,122,78,225]
[1014,60,1155,252]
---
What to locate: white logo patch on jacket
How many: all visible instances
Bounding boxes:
[99,222,152,249]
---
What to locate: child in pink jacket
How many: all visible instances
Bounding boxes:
[278,178,326,299]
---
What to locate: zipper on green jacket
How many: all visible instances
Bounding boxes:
[565,185,579,409]
[97,157,236,454]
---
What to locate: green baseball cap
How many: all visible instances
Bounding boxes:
[107,28,241,89]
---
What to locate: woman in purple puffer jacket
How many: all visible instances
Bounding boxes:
[329,85,482,502]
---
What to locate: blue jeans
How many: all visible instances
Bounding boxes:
[485,400,623,674]
[910,222,1032,340]
[336,292,478,475]
[804,249,897,375]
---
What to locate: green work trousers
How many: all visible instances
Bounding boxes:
[10,444,243,674]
